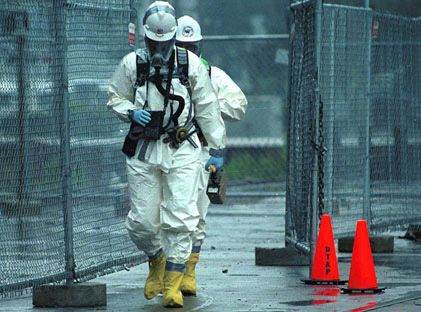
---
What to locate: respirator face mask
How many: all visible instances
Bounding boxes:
[145,36,175,70]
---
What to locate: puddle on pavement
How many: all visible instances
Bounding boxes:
[281,287,342,306]
[280,285,382,309]
[280,299,336,306]
[350,301,377,311]
[281,287,378,308]
[313,287,341,297]
[281,297,379,310]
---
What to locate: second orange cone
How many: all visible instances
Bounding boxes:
[342,220,385,294]
[303,214,346,285]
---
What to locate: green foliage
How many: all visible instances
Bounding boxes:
[225,147,287,183]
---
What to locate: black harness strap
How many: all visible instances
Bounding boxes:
[125,51,150,160]
[135,52,149,89]
[177,48,191,98]
[150,54,185,128]
[134,48,197,141]
[138,52,175,161]
[159,51,175,127]
[177,48,194,126]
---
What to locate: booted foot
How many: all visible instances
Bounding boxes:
[163,290,183,308]
[180,252,200,296]
[163,269,184,308]
[144,251,166,300]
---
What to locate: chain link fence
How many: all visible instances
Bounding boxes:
[286,1,317,249]
[1,0,289,298]
[0,0,144,298]
[185,0,289,193]
[287,0,421,254]
[202,38,288,192]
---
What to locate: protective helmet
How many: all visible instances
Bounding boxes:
[143,1,177,68]
[175,15,203,56]
[143,1,177,41]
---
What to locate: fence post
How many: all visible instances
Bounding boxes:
[54,0,74,285]
[16,17,29,245]
[17,33,27,203]
[363,0,372,227]
[325,8,336,216]
[309,0,323,276]
[364,0,370,8]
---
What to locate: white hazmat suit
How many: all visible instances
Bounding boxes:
[174,15,247,298]
[193,63,248,246]
[107,48,226,265]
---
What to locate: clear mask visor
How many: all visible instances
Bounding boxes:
[145,36,175,70]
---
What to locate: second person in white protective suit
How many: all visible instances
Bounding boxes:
[175,15,248,297]
[107,2,226,308]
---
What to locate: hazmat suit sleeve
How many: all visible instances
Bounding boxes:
[210,66,248,122]
[188,52,226,150]
[107,52,137,122]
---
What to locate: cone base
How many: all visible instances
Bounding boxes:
[302,279,347,285]
[341,287,386,294]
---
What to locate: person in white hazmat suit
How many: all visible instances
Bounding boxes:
[175,15,248,297]
[107,2,226,308]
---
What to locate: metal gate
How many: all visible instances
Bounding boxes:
[287,0,421,263]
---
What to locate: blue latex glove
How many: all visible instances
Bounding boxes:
[132,110,151,126]
[205,156,224,172]
[205,149,225,172]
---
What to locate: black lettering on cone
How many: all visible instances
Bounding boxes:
[325,245,331,275]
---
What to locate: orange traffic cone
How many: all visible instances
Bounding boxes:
[303,214,346,285]
[342,220,385,294]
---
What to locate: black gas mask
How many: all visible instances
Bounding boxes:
[145,36,175,70]
[175,40,202,57]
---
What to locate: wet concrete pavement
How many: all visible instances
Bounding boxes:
[2,196,421,311]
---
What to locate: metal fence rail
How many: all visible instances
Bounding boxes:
[287,1,421,260]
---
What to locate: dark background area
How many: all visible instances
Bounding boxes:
[294,0,421,16]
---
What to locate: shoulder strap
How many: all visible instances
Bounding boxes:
[177,48,189,82]
[135,50,149,89]
[176,47,193,127]
[176,48,191,96]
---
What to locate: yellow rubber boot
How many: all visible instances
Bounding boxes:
[163,270,184,308]
[144,251,166,300]
[180,252,200,296]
